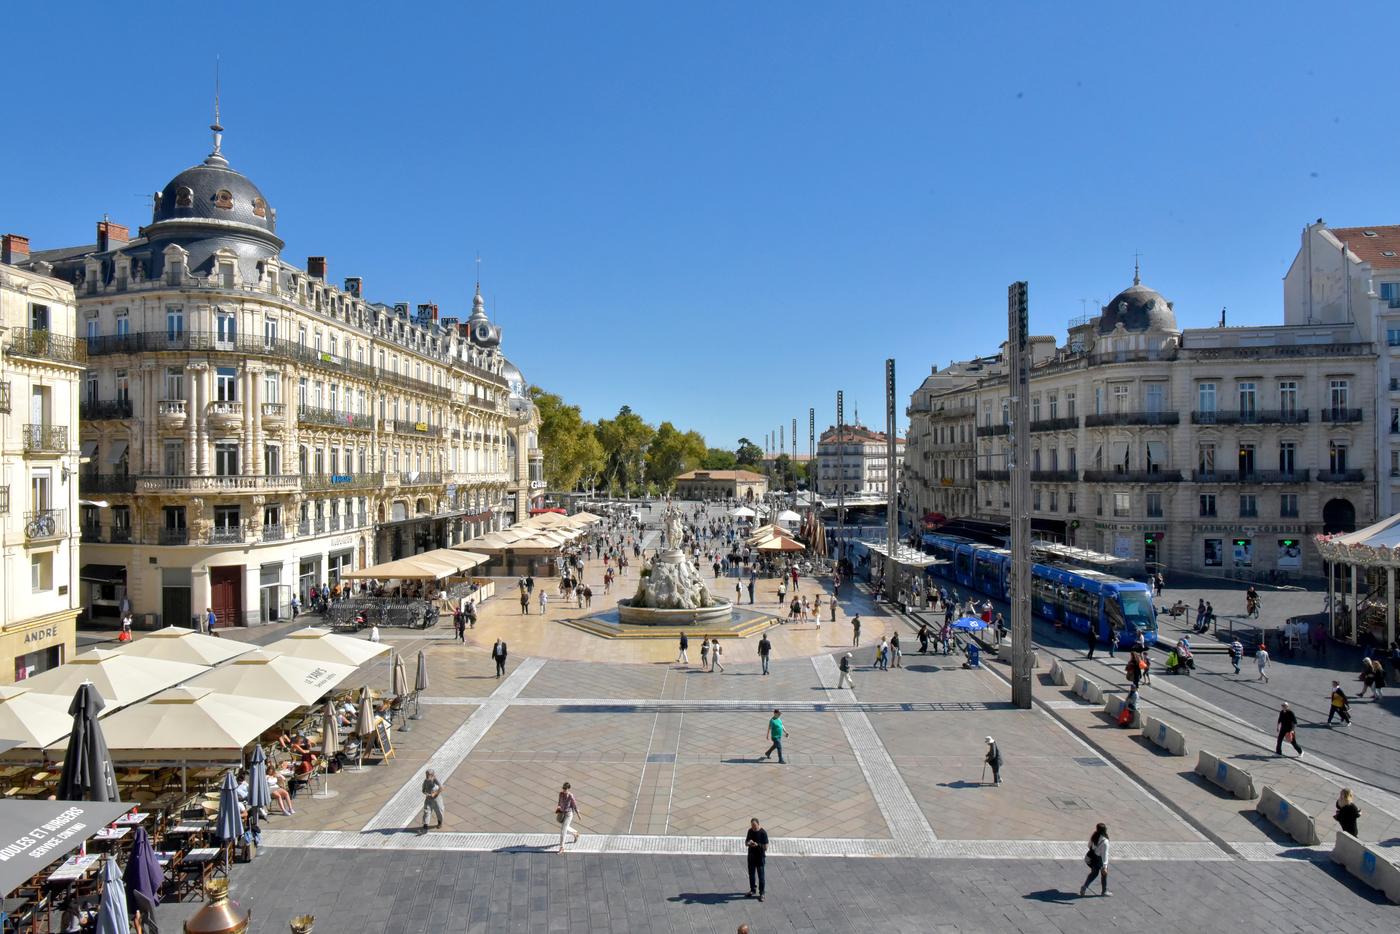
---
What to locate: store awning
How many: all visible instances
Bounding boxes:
[80,564,127,584]
[340,548,487,581]
[106,441,128,465]
[80,440,98,459]
[0,800,133,896]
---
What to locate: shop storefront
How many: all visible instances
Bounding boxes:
[3,611,74,682]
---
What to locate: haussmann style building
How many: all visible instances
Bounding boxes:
[15,124,541,630]
[904,263,1376,580]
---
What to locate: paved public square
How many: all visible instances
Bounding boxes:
[131,505,1398,931]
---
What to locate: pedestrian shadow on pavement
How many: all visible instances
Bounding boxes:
[668,892,751,906]
[937,780,984,790]
[492,844,558,854]
[1023,889,1079,904]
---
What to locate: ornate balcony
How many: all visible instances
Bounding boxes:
[4,328,87,366]
[1030,416,1080,433]
[80,399,134,420]
[303,472,383,492]
[0,380,9,413]
[81,473,136,494]
[157,399,188,429]
[261,402,287,430]
[1191,409,1309,426]
[136,474,301,494]
[399,471,444,486]
[208,526,246,545]
[1083,468,1183,483]
[205,400,243,429]
[1317,469,1366,483]
[262,523,287,542]
[1031,470,1079,482]
[388,419,443,438]
[298,404,374,430]
[158,527,189,546]
[1084,411,1180,428]
[1191,469,1311,484]
[22,424,66,454]
[1320,408,1364,423]
[24,509,66,541]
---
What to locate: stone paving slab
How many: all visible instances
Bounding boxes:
[171,847,1400,933]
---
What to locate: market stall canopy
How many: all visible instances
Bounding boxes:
[776,510,802,523]
[341,548,487,581]
[746,524,796,545]
[187,650,356,705]
[754,535,805,552]
[261,627,391,667]
[730,506,757,517]
[54,687,298,761]
[0,799,132,897]
[0,686,91,749]
[118,626,256,667]
[20,650,208,711]
[568,511,603,525]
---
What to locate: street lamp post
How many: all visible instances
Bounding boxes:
[1008,282,1033,710]
[884,359,898,604]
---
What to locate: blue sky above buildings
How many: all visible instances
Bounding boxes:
[6,1,1400,448]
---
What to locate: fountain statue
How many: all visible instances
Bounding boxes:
[618,503,732,625]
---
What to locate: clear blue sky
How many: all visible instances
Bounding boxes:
[7,1,1400,451]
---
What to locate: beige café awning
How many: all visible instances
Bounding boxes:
[51,687,299,761]
[188,650,356,706]
[262,628,391,667]
[20,648,208,711]
[0,686,93,749]
[118,625,256,666]
[341,548,488,581]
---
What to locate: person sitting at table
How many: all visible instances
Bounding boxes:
[267,772,295,815]
[288,752,317,796]
[287,733,312,756]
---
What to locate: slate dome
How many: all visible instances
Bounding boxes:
[1098,278,1177,334]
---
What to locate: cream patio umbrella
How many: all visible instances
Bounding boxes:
[118,625,255,666]
[262,628,391,667]
[187,650,356,706]
[0,685,88,749]
[21,649,208,711]
[391,652,410,733]
[51,687,298,763]
[316,697,340,798]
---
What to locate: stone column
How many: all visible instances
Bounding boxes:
[244,367,257,477]
[186,363,204,476]
[249,367,263,475]
[1388,564,1396,648]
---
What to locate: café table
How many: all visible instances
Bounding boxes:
[46,854,99,884]
[93,827,131,842]
[114,811,150,826]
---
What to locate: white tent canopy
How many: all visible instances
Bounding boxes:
[55,686,299,761]
[0,686,91,749]
[20,648,208,711]
[262,628,391,667]
[188,650,356,705]
[119,626,256,666]
[731,506,757,517]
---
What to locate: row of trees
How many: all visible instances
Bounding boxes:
[530,387,784,496]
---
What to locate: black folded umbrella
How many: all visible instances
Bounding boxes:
[56,682,120,803]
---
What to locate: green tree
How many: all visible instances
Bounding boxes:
[595,405,656,496]
[530,386,605,492]
[735,437,764,467]
[646,422,708,490]
[773,453,794,492]
[702,447,738,470]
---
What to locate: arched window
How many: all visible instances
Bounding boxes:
[214,189,233,209]
[176,186,194,207]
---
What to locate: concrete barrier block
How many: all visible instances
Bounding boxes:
[1331,831,1400,904]
[1141,714,1188,756]
[1048,659,1068,685]
[1257,785,1321,846]
[1072,673,1104,705]
[1103,694,1141,729]
[1195,749,1258,800]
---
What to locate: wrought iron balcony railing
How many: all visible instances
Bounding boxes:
[22,424,67,453]
[4,328,87,365]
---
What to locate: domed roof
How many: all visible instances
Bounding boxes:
[153,152,276,234]
[502,359,526,396]
[1098,271,1177,334]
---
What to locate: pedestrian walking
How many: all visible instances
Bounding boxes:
[420,768,443,831]
[1108,623,1121,658]
[1085,625,1097,659]
[538,590,549,615]
[747,580,755,604]
[491,638,508,678]
[711,638,725,672]
[830,598,838,622]
[745,818,768,901]
[520,589,530,615]
[758,634,772,675]
[1228,639,1243,675]
[851,615,861,647]
[1125,652,1142,689]
[1256,644,1270,683]
[677,632,690,665]
[1334,788,1361,836]
[555,782,580,853]
[890,632,902,668]
[876,637,889,670]
[983,736,1002,785]
[700,638,711,671]
[1275,702,1302,756]
[1328,681,1351,726]
[1079,823,1111,897]
[369,623,380,643]
[763,709,787,763]
[838,653,854,690]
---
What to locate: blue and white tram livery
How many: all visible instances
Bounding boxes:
[921,533,1157,648]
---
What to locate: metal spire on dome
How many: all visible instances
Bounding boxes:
[206,57,228,167]
[1133,251,1142,286]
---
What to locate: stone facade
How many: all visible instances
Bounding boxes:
[816,425,904,499]
[673,469,768,501]
[19,133,540,629]
[0,259,83,681]
[904,271,1376,580]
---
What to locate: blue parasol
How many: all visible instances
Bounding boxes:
[950,616,990,632]
[122,825,161,922]
[214,769,242,867]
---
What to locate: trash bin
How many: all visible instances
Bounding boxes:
[966,643,981,667]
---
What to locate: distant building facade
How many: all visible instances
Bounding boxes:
[0,253,83,681]
[904,266,1376,579]
[674,469,768,501]
[816,424,904,498]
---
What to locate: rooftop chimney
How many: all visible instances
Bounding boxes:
[417,302,439,323]
[2,234,30,265]
[344,276,362,298]
[97,220,129,252]
[307,256,327,280]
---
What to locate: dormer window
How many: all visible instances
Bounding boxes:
[214,189,234,209]
[252,197,267,217]
[176,186,194,207]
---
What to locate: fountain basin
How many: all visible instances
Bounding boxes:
[617,598,735,627]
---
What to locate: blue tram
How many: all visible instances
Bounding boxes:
[922,533,1157,648]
